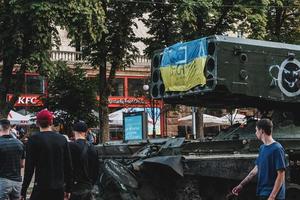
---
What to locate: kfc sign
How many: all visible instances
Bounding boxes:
[7,94,44,107]
[17,96,38,104]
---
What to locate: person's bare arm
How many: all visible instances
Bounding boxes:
[268,170,285,200]
[240,165,258,186]
[232,165,258,195]
[20,159,25,168]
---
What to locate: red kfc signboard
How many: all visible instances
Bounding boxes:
[7,94,44,107]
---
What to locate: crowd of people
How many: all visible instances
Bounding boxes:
[0,109,99,200]
[8,125,27,142]
[0,109,287,200]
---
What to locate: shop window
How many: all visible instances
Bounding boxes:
[128,78,146,97]
[111,78,124,96]
[26,75,44,94]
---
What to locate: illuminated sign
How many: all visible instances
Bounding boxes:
[123,111,147,141]
[109,98,146,105]
[96,96,156,108]
[7,94,44,107]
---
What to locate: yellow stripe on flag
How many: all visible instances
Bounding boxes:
[160,57,207,92]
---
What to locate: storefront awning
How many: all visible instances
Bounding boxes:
[7,110,35,125]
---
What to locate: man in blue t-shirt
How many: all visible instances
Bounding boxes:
[232,119,286,200]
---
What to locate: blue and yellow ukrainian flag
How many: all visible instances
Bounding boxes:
[160,38,207,92]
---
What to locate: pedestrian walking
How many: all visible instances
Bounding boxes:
[69,121,99,200]
[86,130,95,145]
[20,109,73,200]
[9,124,18,139]
[0,119,25,200]
[232,119,286,200]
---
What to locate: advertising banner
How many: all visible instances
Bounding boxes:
[123,111,147,141]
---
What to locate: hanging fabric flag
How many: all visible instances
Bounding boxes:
[160,38,207,91]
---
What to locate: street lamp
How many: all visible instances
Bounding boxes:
[143,84,157,138]
[142,84,149,92]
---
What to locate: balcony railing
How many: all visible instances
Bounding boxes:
[134,55,151,66]
[50,50,151,66]
[51,51,84,63]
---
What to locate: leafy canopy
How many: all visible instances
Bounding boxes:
[47,62,98,132]
[0,0,105,117]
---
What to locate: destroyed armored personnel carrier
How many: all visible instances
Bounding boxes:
[97,36,300,200]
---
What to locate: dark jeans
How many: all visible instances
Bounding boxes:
[0,178,22,200]
[70,190,93,200]
[70,183,93,200]
[30,188,64,200]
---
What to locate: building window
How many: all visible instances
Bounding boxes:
[128,78,146,97]
[8,75,24,93]
[26,75,44,94]
[111,78,124,96]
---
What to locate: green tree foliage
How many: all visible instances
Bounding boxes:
[46,62,98,134]
[0,0,56,116]
[143,0,269,52]
[144,0,299,49]
[72,0,144,142]
[0,0,105,117]
[142,1,181,56]
[63,0,105,53]
[265,0,300,43]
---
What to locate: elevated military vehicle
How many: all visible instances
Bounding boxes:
[151,35,300,109]
[97,36,300,200]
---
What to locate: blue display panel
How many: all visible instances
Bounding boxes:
[124,113,145,141]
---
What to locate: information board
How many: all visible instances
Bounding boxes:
[123,111,147,141]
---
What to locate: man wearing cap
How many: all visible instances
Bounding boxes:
[69,121,99,200]
[21,109,73,200]
[0,119,25,200]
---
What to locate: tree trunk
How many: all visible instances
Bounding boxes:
[97,1,111,143]
[99,66,117,143]
[98,51,109,143]
[0,62,26,118]
[0,7,18,118]
[0,52,25,118]
[99,99,110,142]
[0,60,14,118]
[196,107,204,140]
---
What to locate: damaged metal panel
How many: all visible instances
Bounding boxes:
[142,156,184,177]
[183,154,257,180]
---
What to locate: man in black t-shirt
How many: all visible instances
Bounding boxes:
[0,119,24,200]
[21,109,73,200]
[69,121,99,200]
